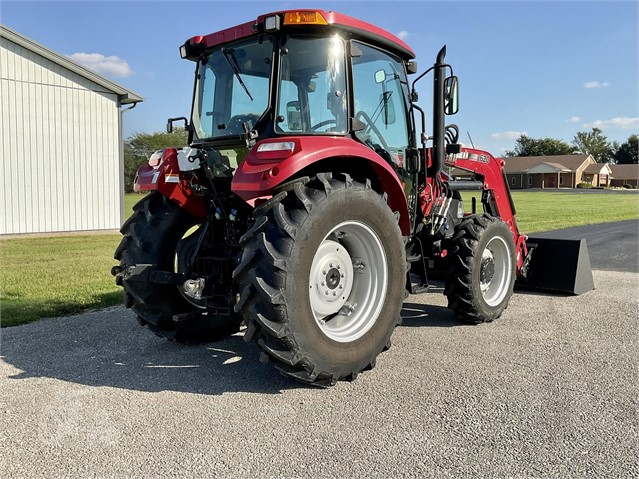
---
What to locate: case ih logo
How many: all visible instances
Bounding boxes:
[446,152,490,164]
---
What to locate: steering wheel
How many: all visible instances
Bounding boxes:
[311,119,337,131]
[227,113,260,133]
[355,111,390,151]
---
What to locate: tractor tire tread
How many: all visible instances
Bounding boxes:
[236,174,406,386]
[444,214,515,324]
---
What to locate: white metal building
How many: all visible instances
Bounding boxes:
[0,25,143,234]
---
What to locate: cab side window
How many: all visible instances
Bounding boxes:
[351,42,410,170]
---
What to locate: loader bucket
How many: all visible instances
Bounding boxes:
[516,237,594,295]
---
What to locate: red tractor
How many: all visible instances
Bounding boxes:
[113,10,593,386]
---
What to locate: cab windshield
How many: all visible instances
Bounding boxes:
[192,37,274,140]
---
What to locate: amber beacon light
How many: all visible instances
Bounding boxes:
[283,11,328,25]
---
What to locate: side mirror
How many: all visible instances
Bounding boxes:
[406,147,420,173]
[286,101,302,131]
[406,61,418,75]
[444,76,459,115]
[374,69,386,84]
[167,116,189,133]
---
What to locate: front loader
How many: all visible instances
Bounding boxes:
[113,9,594,386]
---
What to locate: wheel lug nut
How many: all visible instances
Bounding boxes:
[339,284,343,289]
[325,290,329,295]
[337,264,341,269]
[329,262,333,267]
[341,273,345,278]
[332,291,337,296]
[321,281,325,286]
[323,270,327,275]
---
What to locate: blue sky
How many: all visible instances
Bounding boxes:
[3,0,638,154]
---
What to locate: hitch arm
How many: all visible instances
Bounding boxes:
[112,264,186,286]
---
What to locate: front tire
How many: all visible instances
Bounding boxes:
[444,214,516,323]
[233,173,407,386]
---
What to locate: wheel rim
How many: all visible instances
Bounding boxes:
[479,236,512,307]
[175,225,207,309]
[308,221,388,343]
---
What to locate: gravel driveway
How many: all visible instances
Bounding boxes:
[1,268,637,478]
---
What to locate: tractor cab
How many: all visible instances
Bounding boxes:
[172,10,418,180]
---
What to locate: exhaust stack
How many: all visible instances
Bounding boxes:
[428,46,447,178]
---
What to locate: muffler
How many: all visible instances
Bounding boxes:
[516,237,595,295]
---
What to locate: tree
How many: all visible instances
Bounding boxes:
[571,128,613,163]
[504,135,574,157]
[123,129,189,193]
[612,134,638,164]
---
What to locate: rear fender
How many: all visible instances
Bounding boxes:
[232,137,410,235]
[134,148,206,218]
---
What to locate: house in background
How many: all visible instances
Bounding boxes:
[450,154,612,189]
[609,164,639,187]
[503,154,613,189]
[0,25,143,235]
[580,162,613,187]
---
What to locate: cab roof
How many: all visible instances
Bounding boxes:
[187,10,415,61]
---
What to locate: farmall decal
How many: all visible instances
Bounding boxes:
[445,151,490,166]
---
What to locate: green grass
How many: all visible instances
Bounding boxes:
[461,191,639,233]
[0,194,145,327]
[1,234,123,327]
[125,193,144,216]
[1,191,637,327]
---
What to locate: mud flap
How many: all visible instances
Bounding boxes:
[516,237,595,295]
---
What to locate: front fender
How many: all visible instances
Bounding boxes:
[232,137,410,234]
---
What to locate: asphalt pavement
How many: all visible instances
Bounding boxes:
[531,219,638,273]
[1,223,638,478]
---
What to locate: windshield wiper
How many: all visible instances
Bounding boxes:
[221,48,253,101]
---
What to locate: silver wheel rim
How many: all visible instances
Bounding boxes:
[308,221,388,343]
[479,236,512,307]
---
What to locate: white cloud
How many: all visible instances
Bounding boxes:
[491,131,527,140]
[583,81,610,89]
[396,30,409,41]
[566,116,581,123]
[582,117,639,129]
[68,52,132,78]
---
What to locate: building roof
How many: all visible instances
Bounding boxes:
[583,163,612,175]
[0,24,143,104]
[448,167,474,178]
[503,154,592,174]
[609,164,639,180]
[525,162,572,174]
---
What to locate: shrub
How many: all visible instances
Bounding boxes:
[623,184,634,189]
[576,182,594,189]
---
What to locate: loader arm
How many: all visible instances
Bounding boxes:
[445,148,529,273]
[445,148,594,294]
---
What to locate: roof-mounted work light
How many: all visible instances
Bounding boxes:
[264,15,281,32]
[180,35,205,60]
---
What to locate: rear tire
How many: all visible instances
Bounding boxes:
[114,192,242,342]
[233,173,407,386]
[444,214,516,323]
